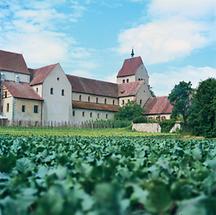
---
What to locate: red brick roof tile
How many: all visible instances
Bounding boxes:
[67,75,118,98]
[0,50,29,75]
[117,56,143,78]
[118,81,143,97]
[144,96,173,115]
[4,81,43,101]
[30,63,58,86]
[73,101,119,112]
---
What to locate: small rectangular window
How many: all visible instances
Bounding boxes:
[6,103,9,112]
[79,95,82,101]
[90,112,92,118]
[34,105,38,113]
[104,98,107,104]
[82,111,85,117]
[140,99,142,105]
[113,100,115,105]
[122,100,124,105]
[88,96,90,102]
[106,114,108,119]
[126,79,129,83]
[22,105,25,112]
[4,91,7,98]
[36,88,38,92]
[97,113,100,119]
[123,79,125,83]
[50,88,53,95]
[96,97,98,103]
[61,89,64,96]
[73,110,75,116]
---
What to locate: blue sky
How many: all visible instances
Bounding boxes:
[0,0,215,95]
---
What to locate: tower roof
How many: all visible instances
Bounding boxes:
[117,56,143,78]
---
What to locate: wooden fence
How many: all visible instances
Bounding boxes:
[1,119,122,129]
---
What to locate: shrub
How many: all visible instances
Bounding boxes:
[87,119,131,128]
[159,119,176,133]
[133,116,147,123]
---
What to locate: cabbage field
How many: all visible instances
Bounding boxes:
[0,135,216,215]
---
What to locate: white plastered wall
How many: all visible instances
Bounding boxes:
[13,98,42,122]
[0,70,30,83]
[72,108,115,125]
[73,93,118,105]
[42,64,72,122]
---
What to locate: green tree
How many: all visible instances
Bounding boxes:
[115,101,143,121]
[188,78,216,137]
[168,81,193,124]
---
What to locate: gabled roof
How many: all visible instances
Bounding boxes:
[118,81,143,97]
[144,96,173,115]
[117,56,143,78]
[0,50,29,75]
[67,75,118,98]
[4,81,43,101]
[30,63,58,86]
[73,101,119,112]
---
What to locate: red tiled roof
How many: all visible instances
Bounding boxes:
[4,81,43,101]
[118,81,143,97]
[117,56,143,78]
[0,50,29,75]
[73,101,119,112]
[144,96,173,115]
[30,63,58,86]
[67,75,118,98]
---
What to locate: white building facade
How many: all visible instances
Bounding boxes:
[0,49,172,125]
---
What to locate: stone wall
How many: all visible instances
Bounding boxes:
[132,123,161,133]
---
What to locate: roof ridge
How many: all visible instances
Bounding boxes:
[0,49,22,55]
[67,74,117,85]
[32,63,58,71]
